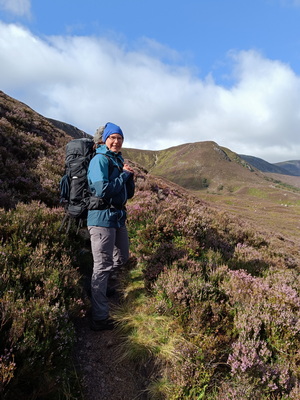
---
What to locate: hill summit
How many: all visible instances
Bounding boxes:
[122,142,265,192]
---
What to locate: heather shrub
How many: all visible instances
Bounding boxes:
[228,242,269,276]
[0,202,84,399]
[143,244,186,288]
[0,107,67,210]
[124,178,300,399]
[221,268,300,398]
[151,263,232,397]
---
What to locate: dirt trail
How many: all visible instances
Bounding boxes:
[74,293,150,400]
[73,237,151,400]
[74,319,148,399]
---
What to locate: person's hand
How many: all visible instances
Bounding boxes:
[123,163,134,174]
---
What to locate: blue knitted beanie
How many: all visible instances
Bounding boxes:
[102,122,124,142]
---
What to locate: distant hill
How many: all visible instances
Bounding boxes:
[123,143,270,193]
[47,118,92,139]
[275,160,300,176]
[239,154,300,176]
[1,89,300,212]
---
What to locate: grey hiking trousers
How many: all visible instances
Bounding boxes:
[88,225,129,321]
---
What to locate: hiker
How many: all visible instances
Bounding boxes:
[87,122,135,331]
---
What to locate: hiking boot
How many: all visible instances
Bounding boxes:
[90,318,115,331]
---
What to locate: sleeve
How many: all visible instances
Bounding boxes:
[126,174,135,199]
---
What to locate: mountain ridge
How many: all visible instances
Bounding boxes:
[239,154,300,176]
[122,142,265,192]
[46,117,92,139]
[1,90,300,212]
[45,116,300,178]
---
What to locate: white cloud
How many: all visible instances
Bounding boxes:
[0,0,31,17]
[0,22,299,163]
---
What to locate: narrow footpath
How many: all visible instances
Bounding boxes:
[73,291,150,400]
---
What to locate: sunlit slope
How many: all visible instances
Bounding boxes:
[123,141,268,192]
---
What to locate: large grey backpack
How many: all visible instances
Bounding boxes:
[59,138,95,232]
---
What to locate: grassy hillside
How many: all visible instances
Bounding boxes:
[122,147,159,171]
[118,168,300,399]
[123,143,300,244]
[265,172,300,189]
[1,87,299,248]
[123,142,273,192]
[1,90,300,399]
[123,141,300,398]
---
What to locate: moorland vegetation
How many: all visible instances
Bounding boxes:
[1,90,300,399]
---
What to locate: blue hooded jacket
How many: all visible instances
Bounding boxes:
[87,145,135,228]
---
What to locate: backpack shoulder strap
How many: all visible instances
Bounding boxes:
[97,153,122,175]
[102,154,113,175]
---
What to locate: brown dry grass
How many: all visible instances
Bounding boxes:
[198,184,300,244]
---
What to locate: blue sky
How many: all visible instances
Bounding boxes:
[1,0,300,162]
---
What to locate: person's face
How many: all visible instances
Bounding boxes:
[105,133,123,153]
